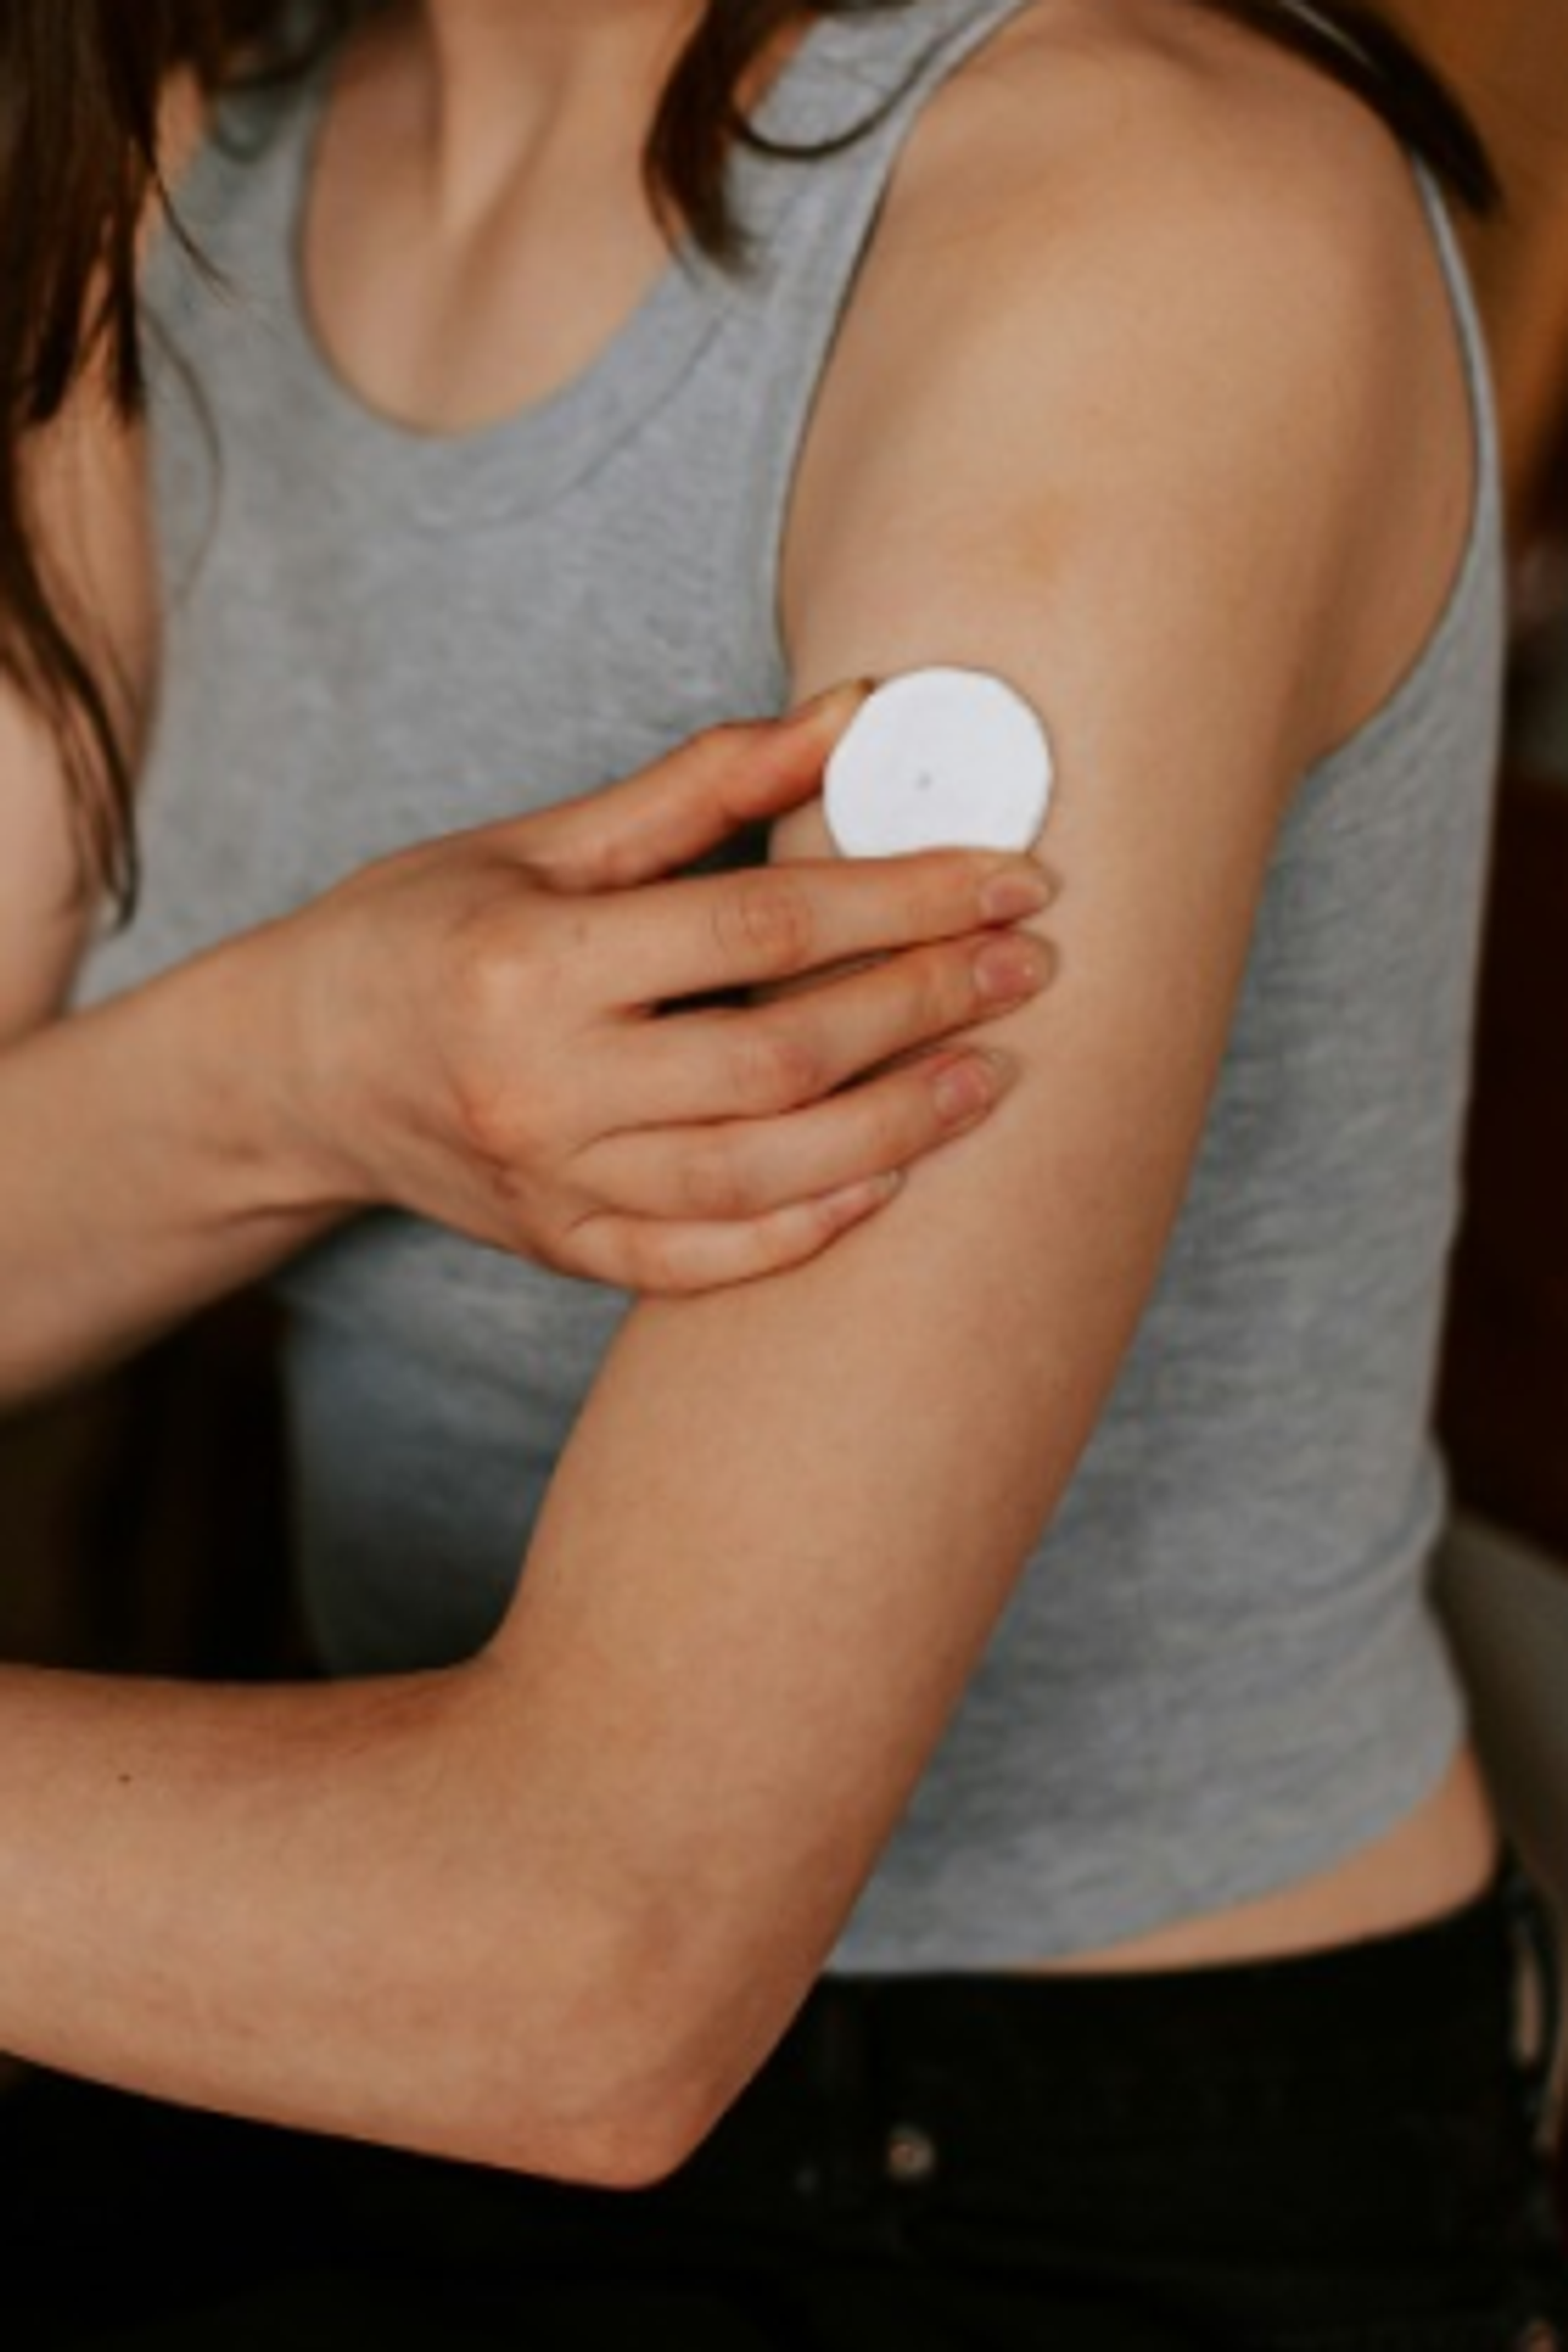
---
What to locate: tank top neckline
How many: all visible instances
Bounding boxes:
[269,0,1023,531]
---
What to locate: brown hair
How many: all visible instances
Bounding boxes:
[0,0,1500,916]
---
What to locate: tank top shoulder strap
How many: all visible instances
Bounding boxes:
[1417,163,1504,547]
[709,2,1508,733]
[1292,156,1506,812]
[707,0,1042,705]
[144,55,321,333]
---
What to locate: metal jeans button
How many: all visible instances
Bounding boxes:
[884,2121,938,2185]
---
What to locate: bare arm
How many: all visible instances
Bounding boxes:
[0,81,1053,1404]
[0,257,349,1397]
[0,726,1059,1405]
[0,35,1470,2180]
[0,328,1054,1401]
[0,74,366,1404]
[1,368,1054,1405]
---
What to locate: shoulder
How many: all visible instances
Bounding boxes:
[784,0,1473,766]
[895,0,1442,321]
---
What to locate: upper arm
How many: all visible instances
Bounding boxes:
[479,24,1471,2165]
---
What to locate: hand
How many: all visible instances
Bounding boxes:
[269,686,1059,1292]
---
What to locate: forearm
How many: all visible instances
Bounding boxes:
[0,1653,653,2180]
[0,927,346,1408]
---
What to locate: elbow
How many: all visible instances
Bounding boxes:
[587,2038,760,2188]
[442,1912,757,2191]
[555,1923,800,2186]
[539,2098,716,2194]
[456,2102,698,2194]
[469,2041,735,2195]
[481,2004,746,2192]
[415,1674,789,2186]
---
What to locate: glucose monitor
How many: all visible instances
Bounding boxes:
[823,666,1054,858]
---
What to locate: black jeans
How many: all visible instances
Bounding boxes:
[5,1850,1566,2348]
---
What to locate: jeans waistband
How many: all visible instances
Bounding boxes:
[666,1846,1558,2219]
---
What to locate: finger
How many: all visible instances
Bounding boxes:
[578,1046,1016,1223]
[583,849,1056,1009]
[609,927,1054,1123]
[508,684,875,893]
[561,1174,906,1295]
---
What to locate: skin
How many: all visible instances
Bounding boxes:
[0,37,1061,1392]
[0,703,1057,1401]
[0,0,1498,2182]
[769,0,1500,1977]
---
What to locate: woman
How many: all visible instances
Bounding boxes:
[0,0,1563,2342]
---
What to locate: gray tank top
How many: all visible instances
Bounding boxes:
[84,0,1506,1965]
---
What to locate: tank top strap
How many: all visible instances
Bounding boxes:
[709,0,1039,706]
[1412,164,1503,541]
[146,51,323,329]
[731,0,1033,242]
[1290,158,1506,812]
[710,4,1509,726]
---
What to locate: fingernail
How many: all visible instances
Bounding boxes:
[782,678,878,728]
[979,865,1055,923]
[932,1054,1002,1126]
[974,935,1053,1004]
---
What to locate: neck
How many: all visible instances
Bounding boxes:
[406,0,708,208]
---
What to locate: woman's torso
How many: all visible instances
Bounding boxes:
[81,0,1505,1970]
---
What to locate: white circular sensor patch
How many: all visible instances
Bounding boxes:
[823,666,1054,858]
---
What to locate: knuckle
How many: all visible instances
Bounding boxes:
[738,1206,803,1276]
[585,825,654,893]
[714,872,815,977]
[459,1062,555,1175]
[449,895,542,1027]
[874,952,953,1054]
[624,1224,684,1294]
[910,947,967,1035]
[555,1220,609,1283]
[535,831,609,894]
[862,1085,925,1166]
[730,1012,822,1111]
[660,1258,710,1298]
[507,809,571,886]
[938,854,999,935]
[805,1194,857,1251]
[901,850,974,930]
[455,1078,514,1163]
[678,1141,751,1222]
[939,847,988,897]
[691,718,759,776]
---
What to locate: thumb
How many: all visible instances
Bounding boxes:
[516,680,875,893]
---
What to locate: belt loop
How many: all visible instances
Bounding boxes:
[1502,1846,1564,2151]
